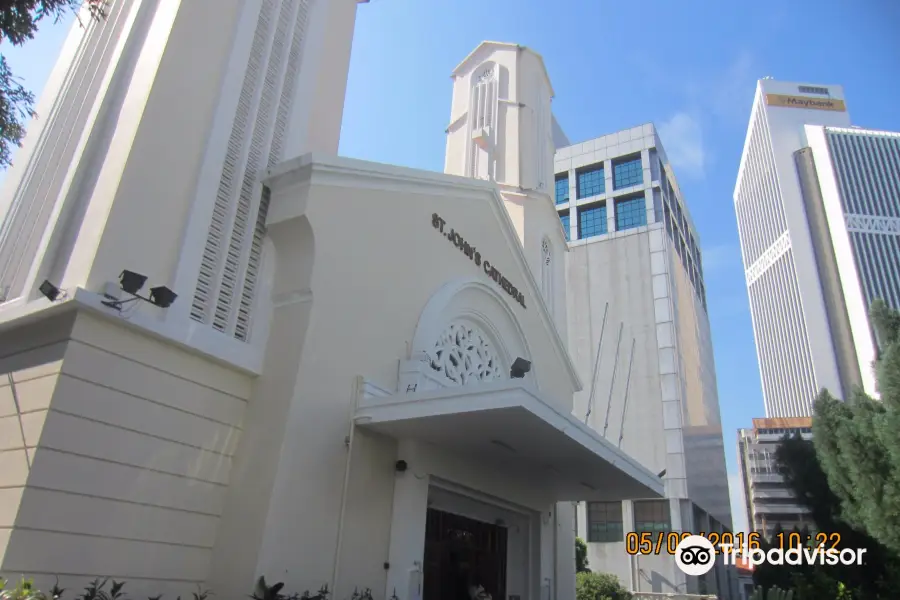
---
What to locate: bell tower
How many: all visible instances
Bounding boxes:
[444,42,567,336]
[444,42,555,194]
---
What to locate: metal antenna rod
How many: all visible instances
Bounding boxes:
[618,338,636,449]
[584,302,609,424]
[602,322,624,438]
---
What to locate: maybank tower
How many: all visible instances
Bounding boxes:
[733,79,900,418]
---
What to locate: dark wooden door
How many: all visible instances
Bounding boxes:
[423,508,508,600]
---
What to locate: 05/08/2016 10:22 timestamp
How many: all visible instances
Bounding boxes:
[624,531,843,556]
[626,532,761,556]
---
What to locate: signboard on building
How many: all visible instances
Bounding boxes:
[765,94,846,112]
[432,212,527,309]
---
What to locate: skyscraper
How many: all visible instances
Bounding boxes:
[735,80,850,418]
[555,125,733,598]
[796,125,900,397]
[737,417,814,538]
[734,80,900,417]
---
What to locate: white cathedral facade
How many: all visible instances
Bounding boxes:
[0,2,664,600]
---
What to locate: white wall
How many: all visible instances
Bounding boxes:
[567,229,664,472]
[208,155,582,599]
[0,310,251,598]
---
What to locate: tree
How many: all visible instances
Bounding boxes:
[814,299,900,555]
[575,572,630,600]
[575,537,590,573]
[0,0,106,168]
[752,434,900,598]
[751,523,793,593]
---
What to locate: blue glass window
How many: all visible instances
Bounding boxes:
[555,175,569,205]
[633,500,671,534]
[559,212,570,241]
[613,156,643,189]
[674,198,684,227]
[576,165,605,198]
[579,203,607,238]
[615,195,647,231]
[587,502,623,543]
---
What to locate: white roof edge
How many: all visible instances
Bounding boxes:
[451,41,520,75]
[265,152,498,193]
[822,125,900,138]
[451,41,556,98]
[557,122,656,151]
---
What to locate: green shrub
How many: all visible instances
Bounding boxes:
[0,577,56,600]
[0,577,390,600]
[748,585,794,600]
[251,577,332,600]
[575,537,590,573]
[575,572,631,600]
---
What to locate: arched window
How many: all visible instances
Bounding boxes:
[541,238,553,311]
[468,63,497,180]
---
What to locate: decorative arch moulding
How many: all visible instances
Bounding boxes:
[426,321,504,386]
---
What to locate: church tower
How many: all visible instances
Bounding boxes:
[444,42,568,336]
[0,0,364,348]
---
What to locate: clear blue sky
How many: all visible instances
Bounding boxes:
[4,0,899,533]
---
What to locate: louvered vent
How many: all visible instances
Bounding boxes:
[192,0,310,342]
[467,65,496,180]
[268,1,307,167]
[235,1,310,341]
[212,0,289,335]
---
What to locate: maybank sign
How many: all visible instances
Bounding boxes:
[766,93,846,112]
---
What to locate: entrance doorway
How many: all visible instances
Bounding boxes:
[423,508,508,600]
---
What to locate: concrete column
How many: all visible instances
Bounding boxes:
[384,440,430,600]
[622,501,635,536]
[622,501,637,593]
[574,502,586,540]
[669,498,683,531]
[567,169,578,240]
[604,160,615,233]
[540,505,555,600]
[568,168,577,205]
[645,189,656,225]
[641,150,655,226]
[555,502,576,600]
[671,500,689,594]
[640,149,651,188]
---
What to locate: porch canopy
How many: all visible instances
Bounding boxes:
[354,381,664,501]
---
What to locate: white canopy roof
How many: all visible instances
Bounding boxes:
[355,381,664,502]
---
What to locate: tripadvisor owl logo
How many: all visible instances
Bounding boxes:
[675,535,717,576]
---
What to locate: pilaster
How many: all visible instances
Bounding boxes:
[384,440,430,600]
